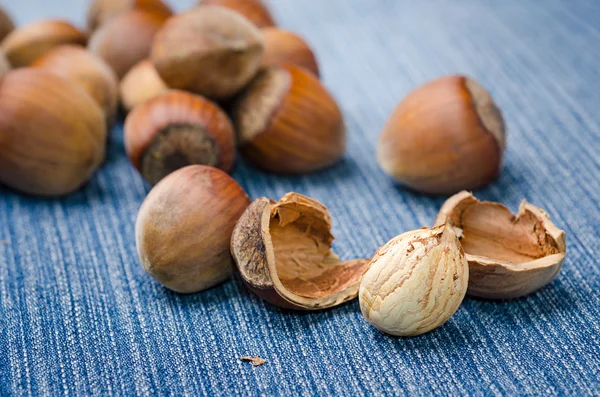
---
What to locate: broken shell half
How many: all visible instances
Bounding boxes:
[230,192,369,310]
[434,191,567,299]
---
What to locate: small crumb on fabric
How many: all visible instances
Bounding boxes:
[240,355,266,366]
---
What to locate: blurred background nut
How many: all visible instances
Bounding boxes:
[89,9,169,79]
[262,28,319,77]
[151,6,264,101]
[32,45,119,129]
[200,0,275,28]
[359,224,469,337]
[87,0,172,33]
[119,59,168,113]
[0,20,87,67]
[0,6,15,42]
[0,68,106,196]
[136,165,251,293]
[434,191,567,299]
[231,65,345,174]
[377,75,506,195]
[124,90,236,186]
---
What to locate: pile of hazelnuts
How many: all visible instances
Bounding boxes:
[0,1,506,314]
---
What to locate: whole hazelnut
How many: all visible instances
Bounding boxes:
[88,9,168,79]
[87,0,173,33]
[0,7,15,42]
[124,90,236,185]
[32,45,119,129]
[377,75,506,195]
[119,59,168,113]
[262,28,319,77]
[200,0,275,28]
[434,191,567,299]
[151,6,264,101]
[359,224,469,337]
[1,20,87,68]
[136,165,251,293]
[0,68,106,196]
[231,65,345,174]
[231,192,369,309]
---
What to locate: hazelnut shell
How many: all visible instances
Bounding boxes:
[261,28,319,77]
[434,191,567,299]
[119,59,168,112]
[87,0,173,32]
[231,192,369,310]
[201,0,275,28]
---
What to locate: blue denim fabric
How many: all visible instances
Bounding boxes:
[1,0,599,395]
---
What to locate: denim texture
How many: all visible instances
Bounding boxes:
[1,0,599,395]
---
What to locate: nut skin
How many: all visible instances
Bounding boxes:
[32,45,119,129]
[378,75,505,195]
[359,224,469,337]
[0,68,106,196]
[0,7,15,42]
[0,20,87,68]
[119,59,168,112]
[261,28,319,77]
[151,6,265,101]
[434,191,567,299]
[124,90,236,186]
[88,9,168,79]
[136,165,251,294]
[87,0,173,33]
[200,0,275,28]
[231,65,345,174]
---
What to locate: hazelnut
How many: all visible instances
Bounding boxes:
[359,224,469,337]
[136,165,251,293]
[262,28,319,77]
[87,0,173,33]
[377,75,506,195]
[231,192,369,310]
[119,59,168,113]
[0,7,15,42]
[200,0,275,28]
[124,90,236,185]
[434,191,567,299]
[0,20,87,68]
[151,6,264,101]
[88,9,168,79]
[0,68,106,196]
[231,65,346,174]
[32,45,119,129]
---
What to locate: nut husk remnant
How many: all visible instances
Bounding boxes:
[434,191,567,299]
[231,192,369,310]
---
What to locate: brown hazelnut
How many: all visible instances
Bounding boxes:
[0,7,15,42]
[434,191,567,299]
[200,0,275,28]
[231,65,346,174]
[231,192,369,310]
[151,6,264,101]
[87,0,173,33]
[377,75,506,195]
[32,45,119,129]
[88,9,168,79]
[124,90,236,186]
[0,20,87,68]
[0,68,106,196]
[261,28,319,77]
[119,59,168,112]
[136,165,251,293]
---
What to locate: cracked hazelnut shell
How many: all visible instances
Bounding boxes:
[151,6,264,101]
[231,65,345,174]
[231,192,369,310]
[0,68,106,196]
[87,0,173,32]
[434,191,567,299]
[136,165,251,293]
[32,45,119,129]
[119,59,168,112]
[378,75,505,195]
[124,90,236,186]
[1,20,87,68]
[0,7,15,42]
[201,0,275,28]
[262,28,319,77]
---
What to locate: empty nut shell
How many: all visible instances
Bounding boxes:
[434,191,567,299]
[201,0,275,28]
[87,0,173,32]
[119,59,168,112]
[231,192,369,310]
[262,28,319,77]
